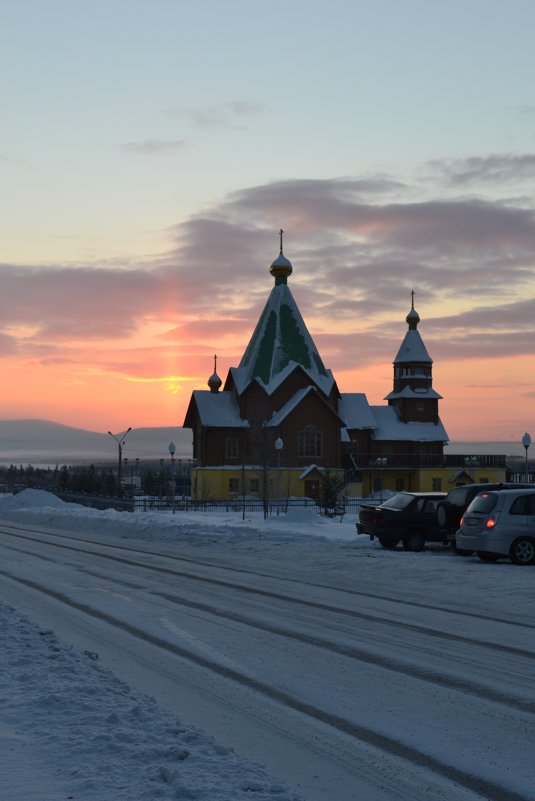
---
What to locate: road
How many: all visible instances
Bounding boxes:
[1,519,534,801]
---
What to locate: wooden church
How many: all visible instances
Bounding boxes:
[183,233,451,500]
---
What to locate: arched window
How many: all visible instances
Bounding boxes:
[298,425,323,457]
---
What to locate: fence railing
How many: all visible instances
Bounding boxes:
[131,496,366,517]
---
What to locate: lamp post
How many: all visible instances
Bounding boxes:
[522,433,531,483]
[107,427,131,495]
[376,457,387,500]
[168,441,176,513]
[464,456,479,481]
[274,437,283,515]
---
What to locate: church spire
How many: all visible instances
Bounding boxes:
[269,228,293,285]
[406,290,421,331]
[207,354,222,393]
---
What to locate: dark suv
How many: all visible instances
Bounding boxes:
[436,483,535,549]
[356,492,446,551]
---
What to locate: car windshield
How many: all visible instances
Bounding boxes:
[465,493,498,515]
[380,493,415,510]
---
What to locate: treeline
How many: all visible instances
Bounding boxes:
[0,463,189,497]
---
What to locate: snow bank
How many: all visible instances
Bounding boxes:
[0,489,357,543]
[0,602,302,801]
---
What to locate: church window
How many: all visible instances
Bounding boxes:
[228,477,239,494]
[226,438,238,459]
[298,426,323,458]
[249,477,260,493]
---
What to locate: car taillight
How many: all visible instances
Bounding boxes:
[460,516,464,526]
[486,517,496,528]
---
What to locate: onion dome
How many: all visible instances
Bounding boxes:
[406,291,420,330]
[207,354,222,393]
[269,228,292,285]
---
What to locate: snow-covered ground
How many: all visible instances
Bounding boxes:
[1,490,534,801]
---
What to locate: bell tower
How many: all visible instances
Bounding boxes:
[384,293,442,423]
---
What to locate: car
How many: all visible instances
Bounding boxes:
[356,492,446,551]
[456,488,535,564]
[435,482,534,550]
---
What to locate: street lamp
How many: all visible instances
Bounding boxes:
[168,441,176,513]
[376,457,387,500]
[464,456,479,481]
[275,437,283,515]
[107,427,132,495]
[522,433,531,483]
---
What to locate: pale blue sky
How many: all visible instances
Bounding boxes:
[3,0,535,261]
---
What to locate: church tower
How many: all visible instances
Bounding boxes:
[384,293,442,423]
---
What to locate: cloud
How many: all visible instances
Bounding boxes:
[429,153,535,186]
[2,163,535,398]
[170,101,262,129]
[118,139,186,155]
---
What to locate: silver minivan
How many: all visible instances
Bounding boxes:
[456,488,535,564]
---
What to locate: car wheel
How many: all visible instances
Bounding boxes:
[477,551,500,563]
[378,536,400,549]
[509,538,535,565]
[403,532,425,552]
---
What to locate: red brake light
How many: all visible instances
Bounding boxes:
[486,518,496,528]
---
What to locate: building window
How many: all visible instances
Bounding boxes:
[225,438,238,459]
[229,477,239,494]
[432,477,442,491]
[298,426,322,458]
[396,478,405,491]
[249,478,259,494]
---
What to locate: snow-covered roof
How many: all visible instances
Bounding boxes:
[264,387,314,427]
[393,329,432,364]
[369,405,449,442]
[188,391,249,428]
[384,386,443,400]
[234,283,335,397]
[299,464,325,479]
[264,386,344,428]
[338,393,377,430]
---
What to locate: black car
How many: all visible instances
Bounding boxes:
[435,482,535,549]
[356,492,446,551]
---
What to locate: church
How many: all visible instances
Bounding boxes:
[183,234,484,501]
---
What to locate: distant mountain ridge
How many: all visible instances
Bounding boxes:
[0,419,192,465]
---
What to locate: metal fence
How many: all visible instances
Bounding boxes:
[131,495,366,517]
[54,492,367,517]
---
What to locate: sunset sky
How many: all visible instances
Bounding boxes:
[1,0,535,442]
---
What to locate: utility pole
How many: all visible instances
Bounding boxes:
[108,427,132,495]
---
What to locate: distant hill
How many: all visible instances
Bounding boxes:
[0,419,192,465]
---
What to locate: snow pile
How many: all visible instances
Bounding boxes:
[1,488,68,510]
[0,602,302,801]
[0,489,356,544]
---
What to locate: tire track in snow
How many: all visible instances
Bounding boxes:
[0,567,530,801]
[2,526,535,663]
[3,521,534,632]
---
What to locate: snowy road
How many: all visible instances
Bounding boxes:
[1,510,534,801]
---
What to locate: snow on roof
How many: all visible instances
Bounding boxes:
[393,329,432,364]
[338,393,377,429]
[235,283,335,397]
[370,405,449,442]
[265,386,344,428]
[264,387,315,427]
[384,386,443,400]
[299,464,324,479]
[190,391,249,428]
